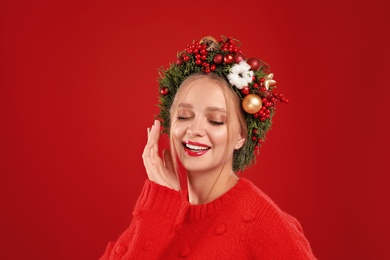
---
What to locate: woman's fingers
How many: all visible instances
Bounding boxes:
[147,127,151,142]
[150,121,160,155]
[143,120,163,171]
[142,120,179,191]
[162,149,174,173]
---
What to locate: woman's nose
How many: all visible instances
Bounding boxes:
[186,119,205,137]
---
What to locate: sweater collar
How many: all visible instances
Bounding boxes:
[181,177,250,221]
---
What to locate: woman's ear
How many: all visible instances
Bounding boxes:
[234,134,246,150]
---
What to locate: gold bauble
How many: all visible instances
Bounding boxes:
[242,94,262,114]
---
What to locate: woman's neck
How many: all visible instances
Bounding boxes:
[186,168,239,205]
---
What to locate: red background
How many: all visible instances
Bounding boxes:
[1,0,389,259]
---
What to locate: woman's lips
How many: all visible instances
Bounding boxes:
[183,140,210,157]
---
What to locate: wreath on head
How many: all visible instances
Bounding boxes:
[156,35,288,172]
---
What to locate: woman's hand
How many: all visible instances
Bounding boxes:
[142,120,180,191]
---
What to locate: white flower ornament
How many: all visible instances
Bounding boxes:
[226,61,254,89]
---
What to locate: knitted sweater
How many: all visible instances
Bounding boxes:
[100,178,317,259]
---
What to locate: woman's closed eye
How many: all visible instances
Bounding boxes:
[209,120,225,125]
[207,113,226,126]
[177,116,192,120]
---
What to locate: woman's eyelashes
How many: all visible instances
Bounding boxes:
[208,120,225,125]
[208,113,226,126]
[176,110,226,126]
[177,116,192,120]
[177,117,225,126]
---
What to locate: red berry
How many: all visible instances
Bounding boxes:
[252,136,257,141]
[258,112,263,117]
[241,87,250,95]
[176,57,184,65]
[224,54,234,64]
[160,87,169,95]
[213,54,223,64]
[211,64,216,71]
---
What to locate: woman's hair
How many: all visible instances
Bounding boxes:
[168,72,247,176]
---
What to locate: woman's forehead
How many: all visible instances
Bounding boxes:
[179,82,227,108]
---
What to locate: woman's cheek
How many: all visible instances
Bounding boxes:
[208,127,228,145]
[172,122,187,141]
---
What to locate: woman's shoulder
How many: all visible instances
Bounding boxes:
[236,177,284,213]
[235,177,304,232]
[234,178,316,259]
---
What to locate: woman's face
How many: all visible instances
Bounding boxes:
[171,77,244,174]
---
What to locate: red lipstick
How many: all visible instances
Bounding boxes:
[183,140,210,157]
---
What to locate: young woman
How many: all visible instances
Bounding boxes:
[100,36,317,259]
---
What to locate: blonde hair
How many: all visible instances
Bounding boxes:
[168,73,247,177]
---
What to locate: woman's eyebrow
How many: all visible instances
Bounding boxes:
[206,106,227,113]
[177,103,193,109]
[178,103,226,113]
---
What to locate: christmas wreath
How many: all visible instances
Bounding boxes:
[156,35,288,172]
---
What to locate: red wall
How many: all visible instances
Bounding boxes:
[1,0,389,259]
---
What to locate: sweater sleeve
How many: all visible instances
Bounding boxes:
[100,179,182,260]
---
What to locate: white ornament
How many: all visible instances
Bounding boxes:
[226,61,254,89]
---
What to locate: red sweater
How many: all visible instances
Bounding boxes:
[100,178,317,259]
